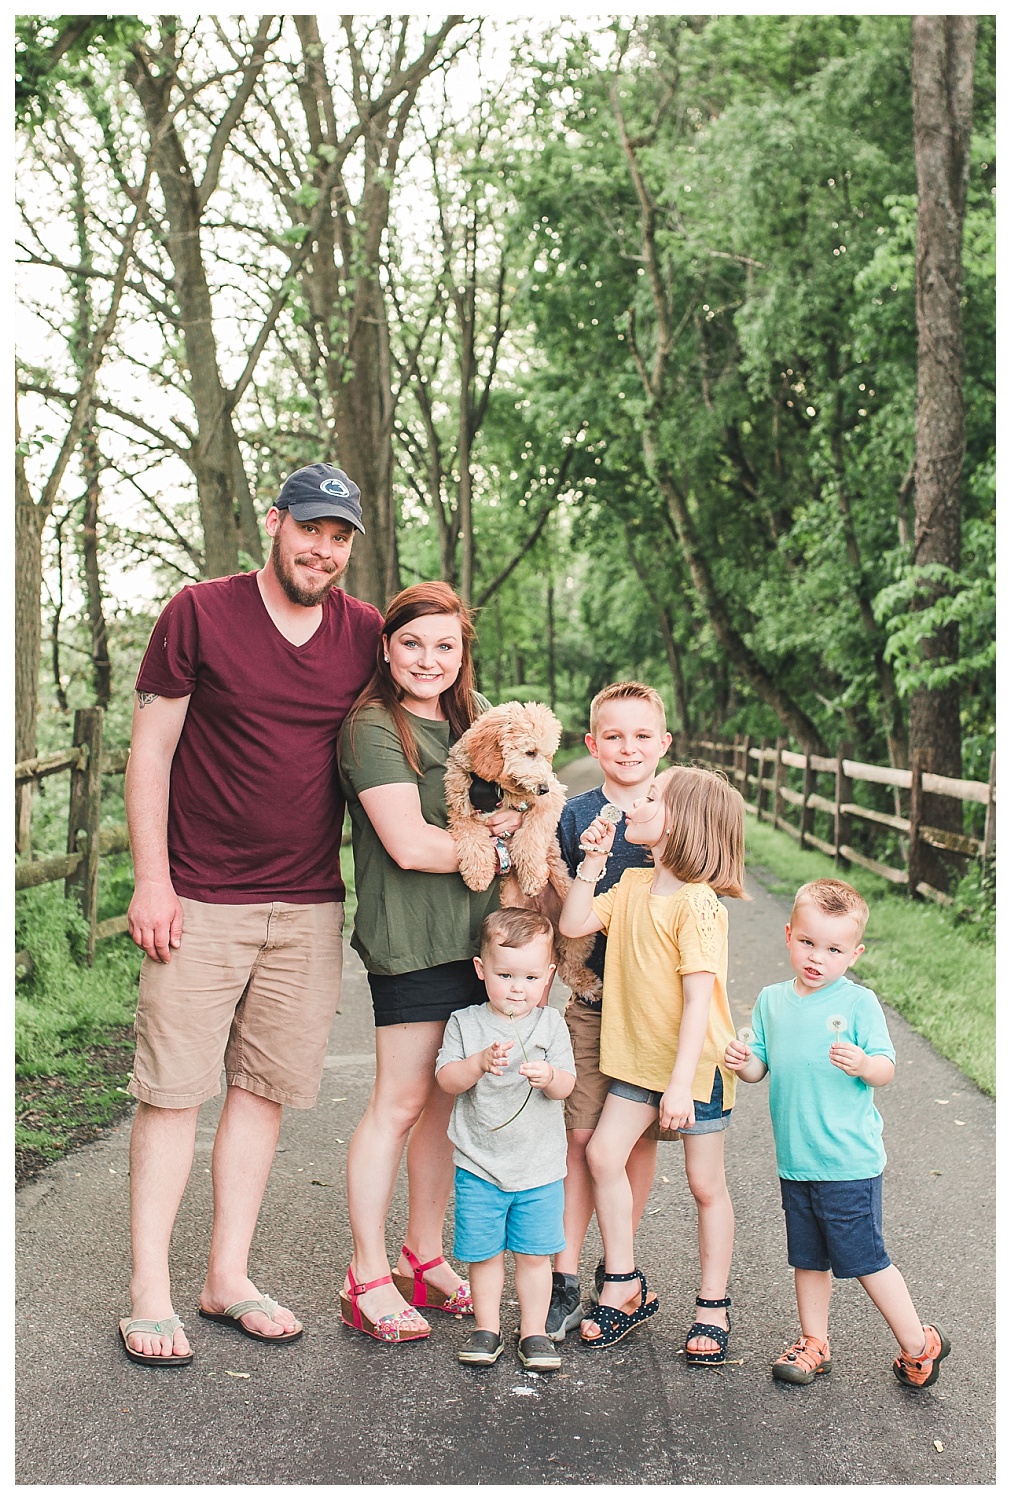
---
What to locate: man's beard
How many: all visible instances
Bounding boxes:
[271,530,345,607]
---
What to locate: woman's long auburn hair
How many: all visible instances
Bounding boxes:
[655,764,749,899]
[346,581,479,776]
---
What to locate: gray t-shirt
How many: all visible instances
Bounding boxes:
[436,1002,576,1192]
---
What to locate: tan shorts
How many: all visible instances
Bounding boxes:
[129,897,344,1111]
[563,996,680,1142]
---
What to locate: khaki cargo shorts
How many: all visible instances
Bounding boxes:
[563,995,680,1143]
[129,897,344,1111]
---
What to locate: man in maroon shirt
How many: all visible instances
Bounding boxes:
[119,465,383,1367]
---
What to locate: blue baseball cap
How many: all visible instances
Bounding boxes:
[275,463,365,533]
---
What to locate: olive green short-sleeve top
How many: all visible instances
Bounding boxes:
[338,699,499,975]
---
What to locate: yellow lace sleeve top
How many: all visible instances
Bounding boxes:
[593,870,737,1103]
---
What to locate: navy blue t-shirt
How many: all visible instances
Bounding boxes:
[556,786,654,988]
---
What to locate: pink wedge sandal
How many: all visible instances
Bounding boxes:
[392,1245,473,1316]
[339,1265,430,1343]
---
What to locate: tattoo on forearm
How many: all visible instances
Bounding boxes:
[137,692,160,708]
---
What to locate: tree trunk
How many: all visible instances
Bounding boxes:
[908,13,976,886]
[649,440,828,753]
[80,420,111,707]
[615,85,827,755]
[291,15,461,607]
[128,54,238,576]
[623,525,692,734]
[332,286,398,606]
[15,442,44,851]
[827,381,907,768]
[127,28,273,578]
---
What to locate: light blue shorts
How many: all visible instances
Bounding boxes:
[452,1167,565,1263]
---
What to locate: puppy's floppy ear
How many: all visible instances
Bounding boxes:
[464,712,508,783]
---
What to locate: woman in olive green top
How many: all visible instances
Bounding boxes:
[337,582,521,1343]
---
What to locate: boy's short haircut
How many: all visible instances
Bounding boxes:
[588,680,667,738]
[480,907,554,959]
[792,878,869,940]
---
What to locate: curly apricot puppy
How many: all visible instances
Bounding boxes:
[445,701,600,998]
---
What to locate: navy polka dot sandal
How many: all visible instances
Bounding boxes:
[580,1269,659,1349]
[685,1294,731,1365]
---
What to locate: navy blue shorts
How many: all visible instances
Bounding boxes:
[780,1175,891,1280]
[608,1068,732,1136]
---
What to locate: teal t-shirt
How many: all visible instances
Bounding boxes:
[750,975,896,1182]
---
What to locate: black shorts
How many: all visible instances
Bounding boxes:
[368,959,488,1028]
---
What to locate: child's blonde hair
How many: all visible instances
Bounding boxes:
[791,879,869,940]
[480,907,555,961]
[589,680,667,738]
[655,765,748,899]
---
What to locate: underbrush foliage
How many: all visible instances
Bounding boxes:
[15,885,141,1078]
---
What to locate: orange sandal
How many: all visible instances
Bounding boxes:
[392,1245,473,1316]
[339,1265,430,1343]
[893,1324,950,1389]
[772,1334,832,1385]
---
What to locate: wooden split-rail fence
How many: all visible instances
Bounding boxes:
[682,734,996,907]
[14,713,996,976]
[15,707,131,972]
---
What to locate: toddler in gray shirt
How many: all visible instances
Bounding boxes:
[437,909,575,1371]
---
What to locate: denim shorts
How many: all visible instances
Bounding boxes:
[780,1174,891,1280]
[608,1068,732,1136]
[452,1168,565,1263]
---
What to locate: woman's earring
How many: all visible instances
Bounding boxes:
[383,653,390,663]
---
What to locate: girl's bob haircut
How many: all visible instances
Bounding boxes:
[656,764,749,900]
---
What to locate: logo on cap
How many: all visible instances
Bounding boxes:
[320,478,351,498]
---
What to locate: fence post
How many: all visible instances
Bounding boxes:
[907,748,926,900]
[798,750,815,851]
[15,782,33,857]
[755,739,770,821]
[741,734,753,806]
[65,707,103,964]
[982,751,997,871]
[834,741,852,866]
[771,737,786,830]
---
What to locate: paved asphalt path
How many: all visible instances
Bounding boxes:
[15,759,996,1486]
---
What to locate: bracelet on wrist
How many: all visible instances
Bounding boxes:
[575,860,605,884]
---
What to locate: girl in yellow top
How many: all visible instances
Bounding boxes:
[558,764,748,1358]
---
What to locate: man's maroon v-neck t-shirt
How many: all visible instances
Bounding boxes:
[135,572,383,904]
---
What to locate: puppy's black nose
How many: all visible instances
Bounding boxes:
[536,783,549,796]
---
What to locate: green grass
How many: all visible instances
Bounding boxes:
[15,885,143,1176]
[15,885,142,1078]
[744,818,996,1097]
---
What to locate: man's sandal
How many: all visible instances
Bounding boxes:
[339,1265,430,1343]
[893,1324,950,1389]
[198,1295,303,1344]
[772,1334,832,1385]
[119,1314,193,1368]
[685,1295,732,1366]
[392,1244,473,1315]
[580,1269,659,1350]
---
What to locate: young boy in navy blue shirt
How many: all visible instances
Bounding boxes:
[547,682,693,1343]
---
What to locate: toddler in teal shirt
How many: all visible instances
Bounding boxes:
[724,878,950,1391]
